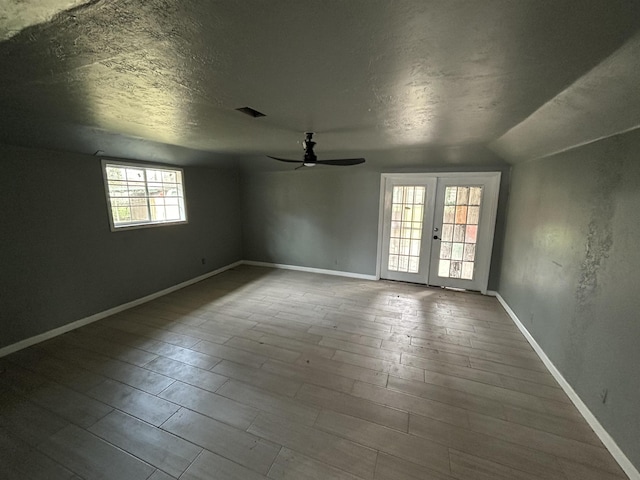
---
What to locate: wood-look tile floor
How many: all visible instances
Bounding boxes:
[0,266,629,479]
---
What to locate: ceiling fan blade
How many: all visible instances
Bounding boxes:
[267,156,303,164]
[315,158,366,166]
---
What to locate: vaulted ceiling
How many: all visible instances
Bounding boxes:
[1,1,639,169]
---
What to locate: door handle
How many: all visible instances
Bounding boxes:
[433,235,439,240]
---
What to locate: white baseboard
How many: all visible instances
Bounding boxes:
[494,292,639,480]
[0,260,243,359]
[242,260,378,281]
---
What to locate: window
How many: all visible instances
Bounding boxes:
[102,160,187,230]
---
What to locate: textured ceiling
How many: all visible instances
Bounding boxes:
[0,0,639,169]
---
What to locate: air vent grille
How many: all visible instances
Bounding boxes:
[236,107,266,118]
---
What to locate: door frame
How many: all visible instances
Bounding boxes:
[376,172,501,294]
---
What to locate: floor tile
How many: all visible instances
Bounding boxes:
[268,447,363,480]
[315,410,451,475]
[217,380,319,425]
[161,408,279,475]
[374,453,455,480]
[88,378,178,426]
[212,359,302,397]
[89,410,202,478]
[248,411,377,479]
[181,449,268,480]
[158,380,258,429]
[295,383,408,432]
[38,424,155,480]
[143,356,228,392]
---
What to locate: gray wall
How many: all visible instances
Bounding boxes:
[0,145,242,349]
[242,169,382,276]
[241,165,510,289]
[498,129,640,469]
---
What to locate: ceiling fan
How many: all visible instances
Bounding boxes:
[268,132,365,168]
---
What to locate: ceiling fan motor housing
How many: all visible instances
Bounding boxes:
[303,134,317,165]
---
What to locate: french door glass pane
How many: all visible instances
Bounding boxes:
[438,186,483,280]
[388,186,426,273]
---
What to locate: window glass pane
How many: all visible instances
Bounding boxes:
[401,206,411,222]
[391,221,401,237]
[130,198,149,221]
[443,206,455,223]
[399,239,410,255]
[112,206,131,222]
[455,206,468,224]
[146,170,162,182]
[469,187,483,205]
[164,186,180,198]
[128,184,147,197]
[457,187,469,205]
[438,260,450,277]
[441,224,453,242]
[147,182,163,195]
[467,206,480,225]
[110,197,130,208]
[404,187,415,204]
[465,225,478,244]
[388,255,399,271]
[453,224,465,242]
[108,181,128,197]
[463,243,476,261]
[444,187,457,205]
[399,256,409,271]
[451,243,464,261]
[165,206,181,220]
[440,242,452,260]
[150,205,164,221]
[106,166,125,180]
[408,257,419,273]
[390,238,399,254]
[410,240,420,256]
[411,205,423,222]
[411,228,421,240]
[126,168,145,182]
[450,261,462,278]
[414,187,425,204]
[162,170,177,182]
[461,262,474,280]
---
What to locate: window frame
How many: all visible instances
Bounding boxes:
[101,159,189,232]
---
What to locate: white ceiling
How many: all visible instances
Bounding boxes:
[0,1,639,169]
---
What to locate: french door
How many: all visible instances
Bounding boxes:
[380,175,437,283]
[379,173,500,294]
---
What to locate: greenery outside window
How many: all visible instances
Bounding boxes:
[102,160,187,230]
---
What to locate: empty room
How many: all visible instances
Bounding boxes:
[1,1,639,479]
